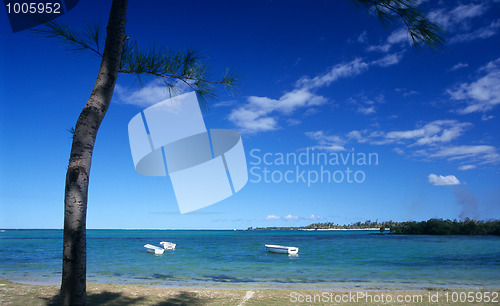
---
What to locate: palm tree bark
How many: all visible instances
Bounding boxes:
[61,0,128,305]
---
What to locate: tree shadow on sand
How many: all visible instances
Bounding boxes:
[154,291,208,306]
[42,290,208,305]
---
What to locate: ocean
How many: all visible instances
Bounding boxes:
[1,229,499,290]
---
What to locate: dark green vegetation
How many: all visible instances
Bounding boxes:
[248,218,500,235]
[390,218,500,235]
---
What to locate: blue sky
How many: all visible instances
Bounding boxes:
[1,0,499,229]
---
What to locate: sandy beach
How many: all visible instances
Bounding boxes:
[1,279,499,305]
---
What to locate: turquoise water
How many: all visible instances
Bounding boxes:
[0,229,499,289]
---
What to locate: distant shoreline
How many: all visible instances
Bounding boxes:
[299,228,388,231]
[3,218,499,235]
[247,218,500,235]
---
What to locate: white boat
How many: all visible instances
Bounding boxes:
[265,244,299,255]
[160,241,176,250]
[144,244,165,254]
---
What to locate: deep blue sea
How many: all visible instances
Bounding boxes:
[1,229,499,290]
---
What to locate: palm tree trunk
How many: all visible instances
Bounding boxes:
[61,1,128,305]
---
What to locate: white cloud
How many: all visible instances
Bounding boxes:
[450,3,487,22]
[346,130,365,142]
[450,62,469,71]
[384,120,471,146]
[394,147,405,155]
[230,56,397,134]
[448,58,500,114]
[286,118,301,126]
[387,28,410,45]
[357,105,376,115]
[428,3,498,44]
[273,89,327,114]
[228,108,278,133]
[114,79,191,107]
[458,165,476,171]
[450,19,500,43]
[264,214,322,222]
[430,145,500,164]
[347,94,384,115]
[414,122,471,146]
[309,145,346,152]
[367,28,410,53]
[386,129,426,140]
[283,214,299,221]
[265,215,281,221]
[428,174,461,186]
[115,81,170,107]
[357,31,368,43]
[305,130,345,152]
[428,4,487,31]
[371,52,404,67]
[228,89,326,133]
[213,100,235,107]
[304,214,323,221]
[229,53,406,134]
[341,120,499,166]
[367,43,391,53]
[296,58,370,90]
[305,131,343,144]
[395,88,419,97]
[481,114,494,121]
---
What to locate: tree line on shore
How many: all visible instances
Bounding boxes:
[247,218,500,235]
[389,218,500,235]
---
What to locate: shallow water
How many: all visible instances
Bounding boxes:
[1,229,499,289]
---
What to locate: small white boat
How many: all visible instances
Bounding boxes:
[144,244,165,254]
[160,241,176,250]
[265,244,299,255]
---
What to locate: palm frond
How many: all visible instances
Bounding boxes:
[32,20,103,56]
[82,22,103,54]
[34,21,238,108]
[119,42,238,110]
[351,0,446,51]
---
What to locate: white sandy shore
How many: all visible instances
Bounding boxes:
[1,279,499,305]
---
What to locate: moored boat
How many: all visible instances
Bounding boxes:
[144,244,165,254]
[160,241,176,250]
[265,244,299,255]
